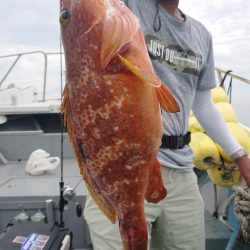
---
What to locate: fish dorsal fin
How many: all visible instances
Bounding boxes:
[118,54,180,113]
[100,0,139,69]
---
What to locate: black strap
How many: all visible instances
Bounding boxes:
[160,132,191,149]
[219,70,232,88]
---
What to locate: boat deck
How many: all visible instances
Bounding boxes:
[0,159,85,198]
[0,159,93,249]
[1,159,248,250]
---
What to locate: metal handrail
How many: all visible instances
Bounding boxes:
[0,51,63,102]
[0,52,249,101]
[215,67,250,85]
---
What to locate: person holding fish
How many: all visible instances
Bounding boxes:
[59,0,250,249]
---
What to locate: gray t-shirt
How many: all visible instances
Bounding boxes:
[124,0,216,171]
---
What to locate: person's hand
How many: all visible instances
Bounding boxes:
[235,156,250,187]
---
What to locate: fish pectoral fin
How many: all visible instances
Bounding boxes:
[100,0,139,69]
[118,54,161,87]
[118,54,180,113]
[156,84,180,113]
[145,158,167,204]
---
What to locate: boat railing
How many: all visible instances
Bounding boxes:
[0,51,63,102]
[215,67,250,134]
[215,67,250,86]
[0,52,249,118]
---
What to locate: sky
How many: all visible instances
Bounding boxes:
[0,0,250,125]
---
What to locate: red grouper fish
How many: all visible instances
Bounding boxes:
[60,0,179,249]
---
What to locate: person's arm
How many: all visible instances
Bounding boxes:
[192,90,250,187]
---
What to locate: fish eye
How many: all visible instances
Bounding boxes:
[60,10,70,26]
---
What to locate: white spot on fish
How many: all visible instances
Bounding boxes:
[93,128,100,139]
[89,44,98,50]
[116,97,125,108]
[114,126,119,131]
[106,80,112,86]
[125,165,132,170]
[117,139,123,145]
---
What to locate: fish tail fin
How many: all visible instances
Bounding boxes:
[62,84,117,223]
[145,158,167,203]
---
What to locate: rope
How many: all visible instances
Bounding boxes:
[218,69,233,103]
[125,0,161,32]
[227,76,233,104]
[153,1,161,32]
[222,193,236,221]
[219,70,232,88]
[212,184,218,219]
[234,186,250,241]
